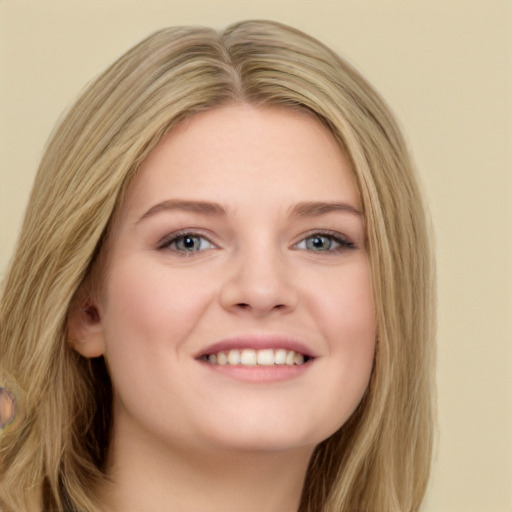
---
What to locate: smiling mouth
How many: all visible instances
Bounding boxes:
[199,348,312,366]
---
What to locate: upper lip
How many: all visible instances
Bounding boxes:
[195,335,317,359]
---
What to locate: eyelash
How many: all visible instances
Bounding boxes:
[294,230,356,253]
[157,230,356,256]
[157,230,215,255]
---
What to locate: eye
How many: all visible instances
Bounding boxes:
[158,232,215,253]
[295,232,355,253]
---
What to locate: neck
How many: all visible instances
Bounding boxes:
[98,414,313,512]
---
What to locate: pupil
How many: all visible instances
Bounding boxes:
[182,236,197,250]
[309,236,330,250]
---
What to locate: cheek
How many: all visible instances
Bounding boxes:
[315,259,375,348]
[100,257,214,376]
[103,259,206,333]
[309,260,376,423]
[99,258,220,433]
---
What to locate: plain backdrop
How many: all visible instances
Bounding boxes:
[1,1,511,511]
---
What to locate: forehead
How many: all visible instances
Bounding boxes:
[122,104,360,217]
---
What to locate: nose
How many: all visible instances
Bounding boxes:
[219,244,299,317]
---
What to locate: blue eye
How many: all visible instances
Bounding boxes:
[296,233,355,252]
[305,235,335,251]
[159,233,214,253]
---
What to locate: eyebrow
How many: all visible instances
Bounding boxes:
[291,201,362,217]
[137,199,227,223]
[137,199,362,224]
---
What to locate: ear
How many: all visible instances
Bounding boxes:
[67,298,106,358]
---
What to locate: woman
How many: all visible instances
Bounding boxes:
[0,20,435,512]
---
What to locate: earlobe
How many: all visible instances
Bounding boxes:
[67,301,106,358]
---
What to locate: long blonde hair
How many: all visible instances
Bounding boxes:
[0,20,435,512]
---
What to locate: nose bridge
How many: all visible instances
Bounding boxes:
[220,234,297,315]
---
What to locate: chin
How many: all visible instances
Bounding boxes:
[194,415,338,455]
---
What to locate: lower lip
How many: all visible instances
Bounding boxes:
[197,360,314,383]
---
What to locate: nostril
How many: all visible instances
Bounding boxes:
[235,302,286,311]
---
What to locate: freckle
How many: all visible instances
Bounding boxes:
[0,387,16,429]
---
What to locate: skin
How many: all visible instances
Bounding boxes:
[69,104,376,512]
[0,388,15,429]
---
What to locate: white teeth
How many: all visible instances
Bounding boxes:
[227,349,241,365]
[274,349,287,365]
[256,349,275,366]
[240,349,257,366]
[205,348,308,366]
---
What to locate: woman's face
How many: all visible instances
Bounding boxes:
[82,104,375,454]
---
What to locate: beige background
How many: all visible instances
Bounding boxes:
[1,1,511,510]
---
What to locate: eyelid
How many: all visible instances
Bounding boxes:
[157,229,217,253]
[156,228,357,255]
[293,230,357,251]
